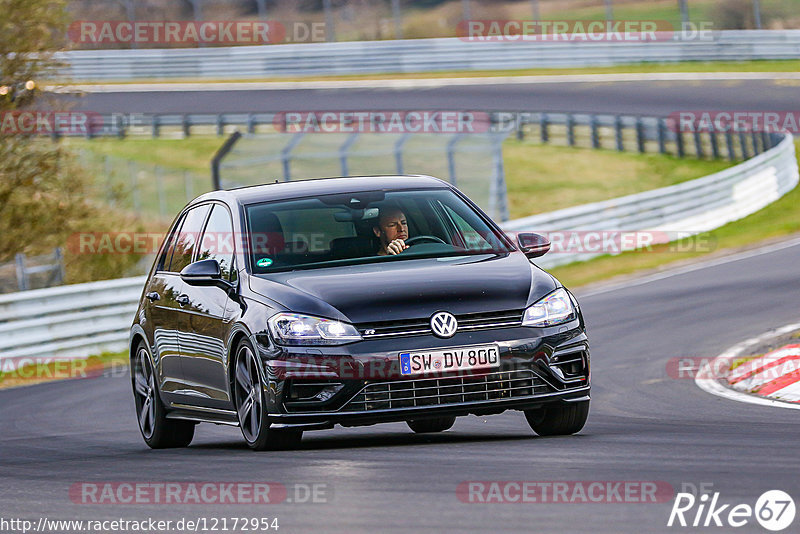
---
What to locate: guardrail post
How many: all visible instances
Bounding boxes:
[54,247,65,285]
[447,134,464,185]
[216,114,225,136]
[339,133,360,176]
[739,131,750,159]
[676,130,685,158]
[540,113,549,143]
[115,114,126,139]
[751,131,761,155]
[725,131,735,161]
[151,115,160,138]
[394,133,411,175]
[516,114,525,141]
[590,115,600,149]
[247,114,256,134]
[635,117,645,153]
[709,125,720,159]
[657,118,667,154]
[182,115,191,138]
[15,253,27,291]
[566,114,576,147]
[693,129,704,159]
[615,115,624,151]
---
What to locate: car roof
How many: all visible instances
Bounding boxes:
[190,175,452,207]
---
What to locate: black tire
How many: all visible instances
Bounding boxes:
[524,401,589,436]
[233,339,303,451]
[131,342,195,449]
[407,416,456,434]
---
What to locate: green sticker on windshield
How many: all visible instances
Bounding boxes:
[256,258,273,268]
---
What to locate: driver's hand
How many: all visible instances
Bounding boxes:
[386,239,408,255]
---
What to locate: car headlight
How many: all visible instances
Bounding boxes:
[268,312,362,345]
[522,288,577,327]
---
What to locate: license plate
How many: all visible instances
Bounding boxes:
[399,345,500,376]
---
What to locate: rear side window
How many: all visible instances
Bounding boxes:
[197,204,236,281]
[168,205,211,273]
[157,213,185,272]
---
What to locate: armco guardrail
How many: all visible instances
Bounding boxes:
[57,30,800,80]
[1,134,796,365]
[502,133,799,268]
[0,276,145,364]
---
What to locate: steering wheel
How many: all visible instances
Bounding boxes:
[404,235,447,246]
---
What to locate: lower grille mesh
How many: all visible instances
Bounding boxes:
[342,370,549,412]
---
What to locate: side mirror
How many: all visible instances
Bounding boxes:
[180,259,229,288]
[517,232,551,259]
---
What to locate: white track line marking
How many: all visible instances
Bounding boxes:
[577,236,800,299]
[695,322,800,410]
[53,72,800,93]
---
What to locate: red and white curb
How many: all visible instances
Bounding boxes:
[696,322,800,410]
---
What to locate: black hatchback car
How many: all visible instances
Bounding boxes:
[130,175,590,450]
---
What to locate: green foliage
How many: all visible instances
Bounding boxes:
[0,0,147,284]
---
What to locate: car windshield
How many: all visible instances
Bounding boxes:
[245,188,513,273]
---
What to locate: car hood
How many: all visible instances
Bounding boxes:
[248,252,558,324]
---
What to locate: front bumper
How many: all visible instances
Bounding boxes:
[256,322,590,428]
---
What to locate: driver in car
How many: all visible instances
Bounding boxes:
[373,205,409,255]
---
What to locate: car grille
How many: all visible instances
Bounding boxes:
[341,370,549,412]
[356,309,524,339]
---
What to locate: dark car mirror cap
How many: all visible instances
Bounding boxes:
[516,232,551,258]
[180,259,232,289]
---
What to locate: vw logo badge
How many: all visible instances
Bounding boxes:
[430,311,458,338]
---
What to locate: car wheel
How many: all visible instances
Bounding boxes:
[524,400,589,436]
[407,416,456,433]
[233,339,303,451]
[132,342,195,449]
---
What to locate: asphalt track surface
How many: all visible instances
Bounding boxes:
[67,79,800,116]
[2,239,799,533]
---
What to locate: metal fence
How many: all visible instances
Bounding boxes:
[4,132,796,364]
[71,111,772,224]
[217,130,512,222]
[67,111,773,164]
[0,249,65,294]
[56,30,800,80]
[503,132,799,268]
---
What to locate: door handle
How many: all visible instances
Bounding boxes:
[145,291,160,302]
[176,294,190,307]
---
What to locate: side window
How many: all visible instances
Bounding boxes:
[443,204,492,250]
[168,205,211,273]
[197,204,236,281]
[157,214,185,272]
